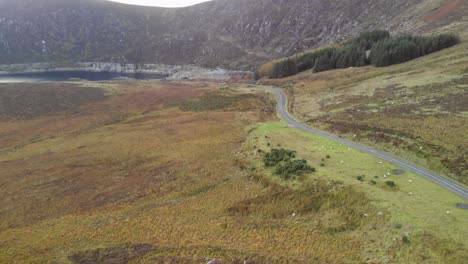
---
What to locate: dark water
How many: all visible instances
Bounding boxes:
[0,71,167,83]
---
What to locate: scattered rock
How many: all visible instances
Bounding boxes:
[392,169,405,175]
[377,211,384,217]
[456,203,468,209]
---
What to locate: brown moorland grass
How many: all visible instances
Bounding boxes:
[0,81,267,231]
[1,80,466,263]
[0,83,106,119]
[0,80,381,263]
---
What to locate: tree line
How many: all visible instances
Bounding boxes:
[257,30,460,79]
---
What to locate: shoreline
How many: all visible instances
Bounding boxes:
[0,62,252,80]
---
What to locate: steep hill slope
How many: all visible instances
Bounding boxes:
[0,0,466,69]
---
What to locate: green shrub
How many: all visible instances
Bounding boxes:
[274,159,316,180]
[263,149,296,167]
[263,149,315,180]
[385,181,397,188]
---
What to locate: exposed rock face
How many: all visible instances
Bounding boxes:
[0,0,465,69]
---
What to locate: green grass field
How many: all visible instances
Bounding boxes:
[245,121,468,263]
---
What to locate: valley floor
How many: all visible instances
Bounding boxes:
[0,79,466,263]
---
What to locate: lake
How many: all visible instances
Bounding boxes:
[0,71,167,83]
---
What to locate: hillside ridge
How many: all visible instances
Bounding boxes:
[0,0,466,69]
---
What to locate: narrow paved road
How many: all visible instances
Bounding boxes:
[270,87,468,200]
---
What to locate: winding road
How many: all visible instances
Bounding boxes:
[269,87,468,200]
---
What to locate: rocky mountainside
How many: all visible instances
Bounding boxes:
[0,0,465,69]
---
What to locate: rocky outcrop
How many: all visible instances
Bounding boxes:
[0,0,464,70]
